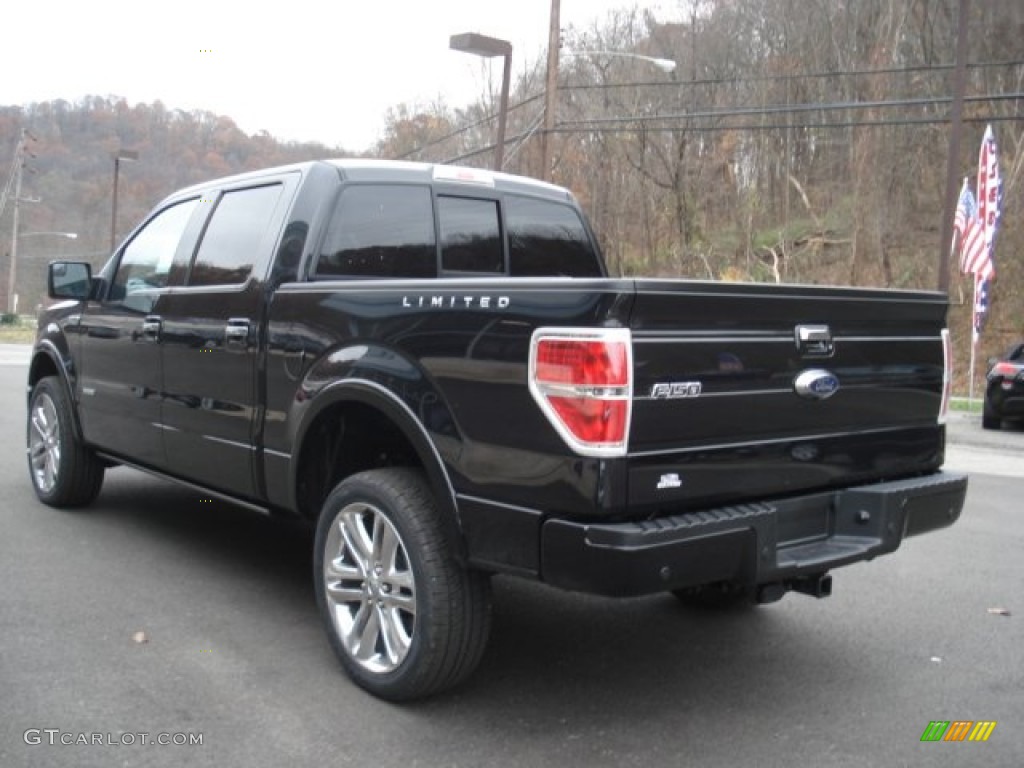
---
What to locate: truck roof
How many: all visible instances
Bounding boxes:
[169,158,575,204]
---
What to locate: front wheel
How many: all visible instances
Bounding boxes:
[313,468,492,701]
[27,376,105,507]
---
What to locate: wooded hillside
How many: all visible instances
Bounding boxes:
[379,0,1024,389]
[2,0,1022,394]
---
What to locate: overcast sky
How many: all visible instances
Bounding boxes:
[2,0,680,151]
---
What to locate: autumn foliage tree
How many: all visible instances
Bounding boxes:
[0,96,346,311]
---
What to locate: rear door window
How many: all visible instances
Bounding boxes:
[316,185,436,278]
[187,184,284,287]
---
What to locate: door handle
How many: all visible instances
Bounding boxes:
[225,318,251,346]
[141,316,162,342]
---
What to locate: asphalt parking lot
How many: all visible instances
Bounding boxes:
[0,347,1021,767]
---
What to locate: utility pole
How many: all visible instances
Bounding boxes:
[939,0,970,294]
[5,131,36,315]
[540,0,560,181]
[7,156,23,314]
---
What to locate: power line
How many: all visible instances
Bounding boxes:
[560,59,1024,93]
[400,60,1023,163]
[557,92,1024,130]
[550,112,1021,135]
[442,111,1019,165]
[395,92,545,161]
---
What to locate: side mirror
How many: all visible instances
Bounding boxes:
[48,261,93,300]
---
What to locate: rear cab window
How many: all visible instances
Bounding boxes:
[505,195,603,278]
[312,174,603,281]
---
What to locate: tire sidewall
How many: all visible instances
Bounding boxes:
[313,469,444,700]
[982,394,1000,430]
[27,378,75,505]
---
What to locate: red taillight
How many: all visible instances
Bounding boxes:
[991,362,1018,378]
[529,329,632,456]
[535,339,629,387]
[939,328,951,425]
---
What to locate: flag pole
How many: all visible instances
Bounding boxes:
[968,275,977,403]
[951,178,967,261]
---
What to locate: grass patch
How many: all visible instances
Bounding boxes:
[950,397,983,413]
[0,318,36,344]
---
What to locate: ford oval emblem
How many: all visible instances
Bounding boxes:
[794,369,840,400]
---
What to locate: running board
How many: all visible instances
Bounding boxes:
[95,452,273,516]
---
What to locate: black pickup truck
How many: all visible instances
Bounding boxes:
[29,159,967,700]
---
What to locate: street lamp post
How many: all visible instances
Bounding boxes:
[450,32,513,172]
[110,149,139,251]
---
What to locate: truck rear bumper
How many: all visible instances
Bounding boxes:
[540,471,968,597]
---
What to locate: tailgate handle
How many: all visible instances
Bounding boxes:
[795,325,834,357]
[225,318,251,346]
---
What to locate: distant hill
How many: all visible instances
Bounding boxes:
[1,96,357,310]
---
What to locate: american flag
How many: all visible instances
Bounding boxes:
[973,126,1001,340]
[973,274,991,342]
[972,124,1000,282]
[955,181,989,279]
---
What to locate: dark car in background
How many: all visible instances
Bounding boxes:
[983,342,1024,430]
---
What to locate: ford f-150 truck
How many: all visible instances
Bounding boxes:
[29,159,967,700]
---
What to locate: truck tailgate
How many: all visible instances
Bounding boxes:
[626,280,949,510]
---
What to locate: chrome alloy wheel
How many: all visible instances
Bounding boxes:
[28,392,61,494]
[322,502,416,674]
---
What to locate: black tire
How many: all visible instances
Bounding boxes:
[313,468,492,701]
[981,399,1001,430]
[27,376,105,507]
[672,582,757,610]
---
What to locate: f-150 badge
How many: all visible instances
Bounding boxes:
[650,381,702,399]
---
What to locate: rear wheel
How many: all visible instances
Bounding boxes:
[314,468,491,701]
[27,376,105,507]
[982,398,1001,430]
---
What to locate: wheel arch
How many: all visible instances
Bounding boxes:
[290,378,466,561]
[28,340,85,441]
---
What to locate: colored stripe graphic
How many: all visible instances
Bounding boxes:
[921,722,949,742]
[969,722,997,742]
[921,720,997,743]
[944,721,973,742]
